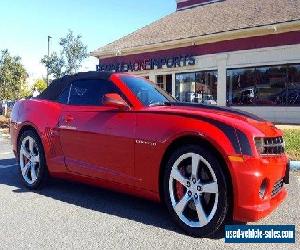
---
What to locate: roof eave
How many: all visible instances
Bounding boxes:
[91,20,300,59]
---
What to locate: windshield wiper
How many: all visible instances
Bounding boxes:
[164,102,173,106]
[149,102,166,107]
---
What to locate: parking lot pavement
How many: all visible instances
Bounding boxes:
[0,136,299,249]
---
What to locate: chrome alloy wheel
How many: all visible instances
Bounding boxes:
[169,152,219,228]
[19,136,40,185]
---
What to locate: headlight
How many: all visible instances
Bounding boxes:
[254,137,265,154]
[254,137,285,155]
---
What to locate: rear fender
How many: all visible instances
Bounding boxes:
[11,99,67,174]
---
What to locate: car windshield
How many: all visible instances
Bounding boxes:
[120,75,176,106]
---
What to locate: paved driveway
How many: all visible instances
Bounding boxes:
[0,136,299,249]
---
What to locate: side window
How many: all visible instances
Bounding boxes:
[68,79,121,106]
[57,86,71,104]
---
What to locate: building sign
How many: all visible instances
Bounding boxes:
[96,55,196,72]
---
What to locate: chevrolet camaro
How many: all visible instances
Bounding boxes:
[10,72,289,237]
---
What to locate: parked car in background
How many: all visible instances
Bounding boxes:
[1,100,16,116]
[0,101,3,115]
[270,88,300,105]
[202,94,217,105]
[10,72,289,237]
[7,100,16,110]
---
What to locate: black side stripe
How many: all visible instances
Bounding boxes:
[201,118,253,156]
[168,102,265,122]
[209,121,242,154]
[236,129,252,156]
[134,110,253,156]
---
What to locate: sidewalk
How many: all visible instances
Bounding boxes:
[0,128,9,139]
[291,161,300,170]
[276,124,300,130]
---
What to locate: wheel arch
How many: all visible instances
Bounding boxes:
[158,134,234,216]
[16,123,43,159]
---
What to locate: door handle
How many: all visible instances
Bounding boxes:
[64,115,74,123]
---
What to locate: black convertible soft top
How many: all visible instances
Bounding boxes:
[37,71,113,101]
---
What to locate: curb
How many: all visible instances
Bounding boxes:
[0,133,10,139]
[0,135,10,142]
[291,161,300,171]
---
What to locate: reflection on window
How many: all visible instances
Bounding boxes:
[68,79,120,106]
[227,64,300,106]
[121,75,175,106]
[175,71,218,105]
[156,75,164,89]
[288,65,300,105]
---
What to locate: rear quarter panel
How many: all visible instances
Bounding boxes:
[10,99,65,174]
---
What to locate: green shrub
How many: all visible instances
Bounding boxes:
[282,129,300,161]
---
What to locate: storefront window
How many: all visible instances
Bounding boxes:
[156,75,164,89]
[227,64,300,106]
[287,65,300,105]
[175,70,218,104]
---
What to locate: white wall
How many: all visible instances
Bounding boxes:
[134,44,300,124]
[232,106,300,124]
[224,44,300,124]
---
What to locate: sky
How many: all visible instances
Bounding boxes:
[0,0,176,82]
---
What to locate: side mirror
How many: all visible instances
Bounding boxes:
[103,93,130,111]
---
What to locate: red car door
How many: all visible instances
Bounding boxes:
[57,78,138,186]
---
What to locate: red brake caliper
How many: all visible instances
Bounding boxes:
[175,167,186,199]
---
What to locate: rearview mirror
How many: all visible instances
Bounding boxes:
[103,93,130,111]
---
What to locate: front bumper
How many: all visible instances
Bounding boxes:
[229,155,289,222]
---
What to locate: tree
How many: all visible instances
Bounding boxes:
[0,49,28,100]
[41,52,64,79]
[41,30,88,79]
[31,78,47,97]
[32,78,47,93]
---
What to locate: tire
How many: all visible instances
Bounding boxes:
[17,130,48,189]
[163,144,229,237]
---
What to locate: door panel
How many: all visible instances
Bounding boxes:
[58,105,138,185]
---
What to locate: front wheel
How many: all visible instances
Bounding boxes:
[163,144,230,237]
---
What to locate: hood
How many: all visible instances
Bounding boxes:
[145,102,281,137]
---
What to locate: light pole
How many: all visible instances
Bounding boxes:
[47,35,52,86]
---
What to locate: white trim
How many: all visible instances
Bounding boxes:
[226,44,300,68]
[172,72,176,97]
[232,106,300,124]
[130,44,300,76]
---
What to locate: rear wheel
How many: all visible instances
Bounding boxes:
[18,130,48,189]
[163,144,229,237]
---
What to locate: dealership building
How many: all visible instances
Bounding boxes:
[92,0,300,123]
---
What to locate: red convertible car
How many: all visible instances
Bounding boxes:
[10,72,289,237]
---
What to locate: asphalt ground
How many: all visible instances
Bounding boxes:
[0,135,299,249]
